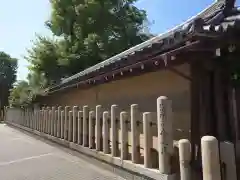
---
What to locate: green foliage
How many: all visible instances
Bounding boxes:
[15,0,152,106]
[9,81,31,107]
[0,52,18,109]
[45,0,151,81]
[25,35,65,85]
[9,72,48,107]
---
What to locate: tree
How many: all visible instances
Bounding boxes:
[25,35,65,85]
[21,0,152,106]
[34,0,152,81]
[9,71,48,107]
[8,81,31,107]
[0,52,17,109]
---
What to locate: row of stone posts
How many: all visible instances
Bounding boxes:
[16,96,174,173]
[5,96,237,180]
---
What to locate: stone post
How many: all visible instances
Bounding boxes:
[51,107,55,136]
[220,141,237,180]
[57,106,62,138]
[32,111,35,129]
[60,111,64,139]
[37,110,39,131]
[83,106,89,147]
[33,111,35,129]
[54,110,58,137]
[43,108,46,133]
[103,111,110,154]
[78,111,83,145]
[96,105,102,151]
[28,110,31,128]
[43,109,46,132]
[179,139,191,180]
[35,111,38,131]
[28,110,31,127]
[72,106,78,143]
[47,107,51,134]
[32,111,34,129]
[48,111,52,135]
[23,109,25,126]
[157,96,173,174]
[40,110,43,132]
[89,111,95,149]
[39,110,42,131]
[40,110,42,131]
[131,104,140,164]
[64,106,70,140]
[201,136,221,180]
[68,111,73,142]
[27,110,30,127]
[26,109,28,127]
[120,111,128,160]
[35,111,37,130]
[143,112,152,168]
[35,111,38,130]
[111,105,118,157]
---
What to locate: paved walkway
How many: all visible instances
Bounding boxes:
[0,124,125,180]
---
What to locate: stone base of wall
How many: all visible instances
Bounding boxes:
[6,121,176,180]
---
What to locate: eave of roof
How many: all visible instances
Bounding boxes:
[43,0,240,95]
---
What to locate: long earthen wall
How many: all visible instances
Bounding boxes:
[43,63,191,140]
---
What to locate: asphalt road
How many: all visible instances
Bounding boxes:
[0,124,125,180]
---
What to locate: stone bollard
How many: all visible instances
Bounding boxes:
[57,107,62,138]
[157,96,173,174]
[68,111,73,142]
[143,112,153,168]
[35,111,38,131]
[72,106,78,143]
[46,110,49,133]
[201,136,221,180]
[25,109,28,127]
[83,106,89,147]
[45,107,49,134]
[45,108,49,133]
[35,111,38,130]
[131,104,140,164]
[32,111,35,129]
[42,108,46,133]
[54,110,58,137]
[96,105,102,151]
[48,111,52,135]
[60,111,64,139]
[64,106,70,140]
[220,141,237,180]
[38,111,41,131]
[40,110,43,132]
[28,110,31,128]
[26,110,29,127]
[89,111,95,149]
[51,107,56,136]
[78,111,83,145]
[111,105,118,157]
[34,111,37,130]
[120,111,129,160]
[103,111,110,154]
[179,139,191,180]
[43,109,46,132]
[35,111,37,130]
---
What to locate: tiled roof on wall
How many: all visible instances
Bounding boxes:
[59,1,226,85]
[46,0,240,93]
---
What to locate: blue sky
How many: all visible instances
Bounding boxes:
[0,0,239,80]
